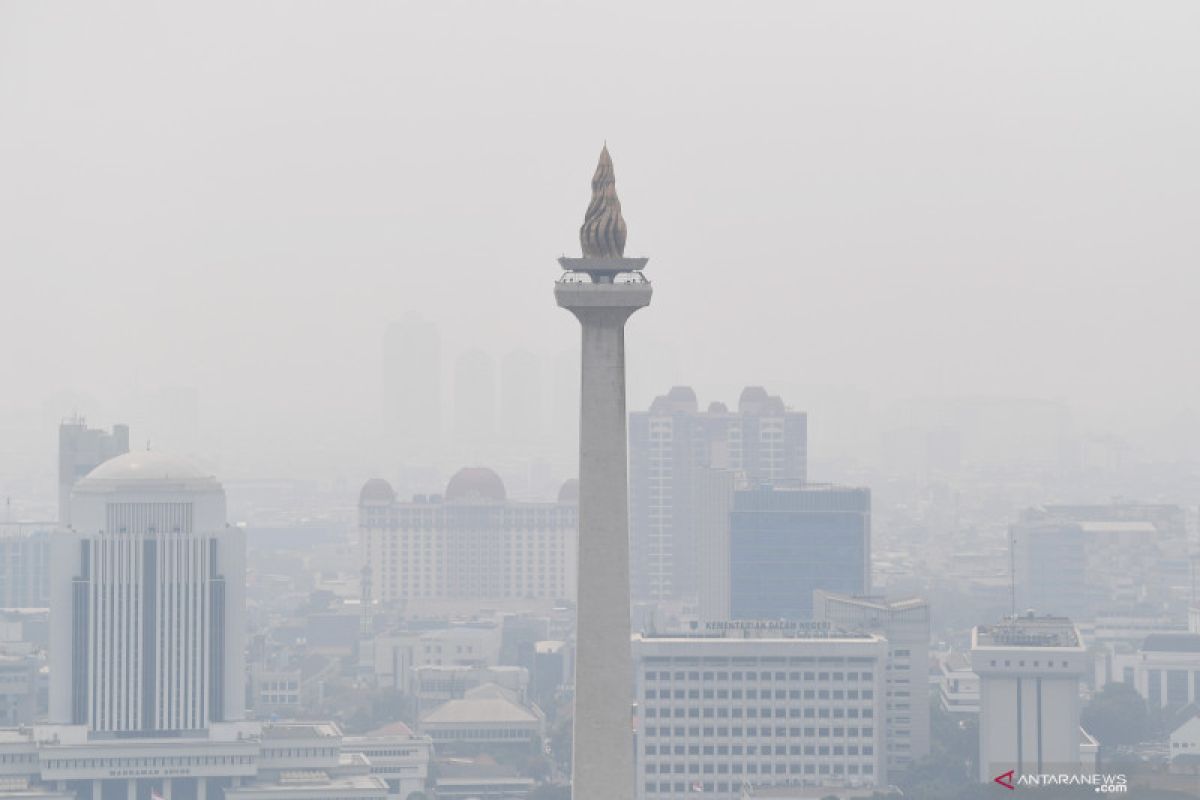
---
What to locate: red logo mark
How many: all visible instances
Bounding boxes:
[993,770,1015,790]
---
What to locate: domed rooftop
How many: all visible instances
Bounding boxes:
[359,478,397,505]
[445,467,506,503]
[83,451,215,484]
[557,478,579,505]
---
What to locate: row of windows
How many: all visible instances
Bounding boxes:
[645,670,874,682]
[646,746,874,767]
[262,747,338,758]
[985,659,1073,669]
[644,721,874,737]
[428,728,535,739]
[643,705,875,720]
[0,753,36,763]
[645,688,873,700]
[43,755,253,769]
[644,761,873,789]
[646,732,874,752]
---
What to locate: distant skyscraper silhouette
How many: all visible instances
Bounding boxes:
[500,349,543,447]
[453,348,497,459]
[628,386,807,604]
[57,417,129,525]
[551,347,580,464]
[383,313,442,464]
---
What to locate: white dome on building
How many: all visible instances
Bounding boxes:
[82,450,216,485]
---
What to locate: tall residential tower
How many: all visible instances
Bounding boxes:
[58,418,129,525]
[629,387,807,604]
[556,146,651,800]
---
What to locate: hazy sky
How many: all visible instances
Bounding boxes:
[2,2,1199,484]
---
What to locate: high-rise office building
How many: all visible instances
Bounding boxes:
[358,468,578,604]
[57,418,129,525]
[970,615,1093,783]
[1012,504,1185,620]
[1010,522,1089,619]
[49,450,245,731]
[500,349,543,447]
[729,485,870,621]
[6,452,429,800]
[629,387,807,604]
[813,592,931,771]
[694,469,736,624]
[632,626,888,799]
[383,313,442,464]
[453,349,497,459]
[0,524,52,608]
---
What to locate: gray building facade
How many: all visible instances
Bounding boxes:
[629,386,807,605]
[729,485,869,621]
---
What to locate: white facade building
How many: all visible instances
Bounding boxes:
[1133,633,1200,710]
[935,651,979,715]
[2,453,431,800]
[633,627,888,800]
[358,470,577,605]
[1170,711,1200,769]
[970,615,1092,782]
[49,452,244,732]
[812,593,930,771]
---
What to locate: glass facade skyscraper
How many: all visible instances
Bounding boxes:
[729,485,870,621]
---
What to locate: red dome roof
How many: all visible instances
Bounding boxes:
[359,478,397,505]
[445,467,506,503]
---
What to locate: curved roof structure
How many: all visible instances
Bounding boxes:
[82,451,215,484]
[359,478,397,505]
[445,467,506,503]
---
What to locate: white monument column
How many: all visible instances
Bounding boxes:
[556,145,651,800]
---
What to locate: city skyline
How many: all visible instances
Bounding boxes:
[4,4,1200,799]
[5,3,1200,490]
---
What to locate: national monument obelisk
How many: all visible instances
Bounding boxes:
[556,146,650,800]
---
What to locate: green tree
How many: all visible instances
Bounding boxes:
[1081,682,1150,748]
[894,697,978,800]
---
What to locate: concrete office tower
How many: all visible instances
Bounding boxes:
[453,348,497,458]
[729,484,870,621]
[694,469,736,623]
[0,524,52,607]
[58,418,129,525]
[629,387,807,604]
[813,592,931,771]
[632,627,889,799]
[1012,504,1185,621]
[49,451,245,732]
[555,146,651,800]
[383,312,442,464]
[970,615,1092,782]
